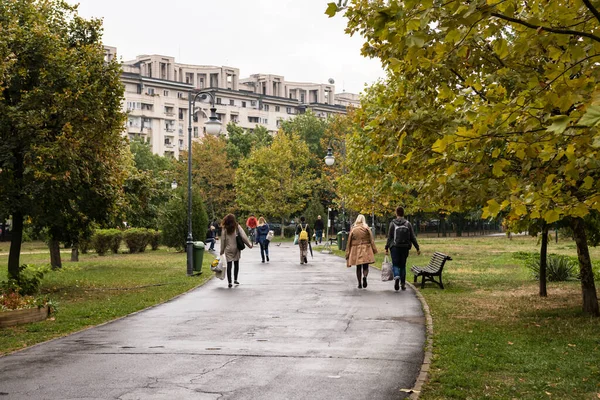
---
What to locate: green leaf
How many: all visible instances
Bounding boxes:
[546,115,570,134]
[579,105,600,127]
[325,2,338,18]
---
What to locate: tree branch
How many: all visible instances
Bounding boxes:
[582,0,600,26]
[490,12,600,43]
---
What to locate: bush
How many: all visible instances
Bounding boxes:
[284,225,296,238]
[159,187,207,251]
[123,228,151,253]
[149,230,161,250]
[0,264,50,296]
[91,229,122,256]
[527,254,578,282]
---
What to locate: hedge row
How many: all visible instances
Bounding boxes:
[91,229,161,255]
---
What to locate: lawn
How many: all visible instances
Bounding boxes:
[0,244,213,355]
[334,235,600,399]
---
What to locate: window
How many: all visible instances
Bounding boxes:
[264,104,270,111]
[216,97,222,105]
[242,101,246,108]
[163,90,169,97]
[275,106,280,112]
[229,99,235,106]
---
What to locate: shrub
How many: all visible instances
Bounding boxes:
[0,264,50,296]
[159,187,207,251]
[149,230,161,250]
[284,225,296,238]
[527,254,578,282]
[123,228,151,253]
[91,229,114,256]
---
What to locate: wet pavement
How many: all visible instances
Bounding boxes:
[0,241,425,399]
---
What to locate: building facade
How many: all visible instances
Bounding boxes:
[106,47,358,157]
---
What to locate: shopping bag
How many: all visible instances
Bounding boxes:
[381,255,393,281]
[213,255,227,280]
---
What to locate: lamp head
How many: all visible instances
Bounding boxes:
[205,107,222,136]
[324,147,335,166]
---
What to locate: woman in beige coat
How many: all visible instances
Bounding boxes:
[220,214,253,288]
[345,214,378,289]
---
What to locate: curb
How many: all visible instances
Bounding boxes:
[408,282,433,399]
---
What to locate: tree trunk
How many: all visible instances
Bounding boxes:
[8,211,24,279]
[71,245,79,262]
[539,224,548,297]
[49,239,62,269]
[571,217,599,316]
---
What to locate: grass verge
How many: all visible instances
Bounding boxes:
[332,235,600,399]
[0,246,214,355]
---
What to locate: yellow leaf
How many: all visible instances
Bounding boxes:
[544,209,561,224]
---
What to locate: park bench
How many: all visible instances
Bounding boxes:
[411,252,452,289]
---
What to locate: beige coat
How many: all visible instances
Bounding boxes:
[345,225,377,267]
[220,224,252,262]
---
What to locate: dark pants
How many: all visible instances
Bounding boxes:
[260,240,269,261]
[226,260,240,283]
[390,247,410,285]
[356,264,369,283]
[205,238,215,250]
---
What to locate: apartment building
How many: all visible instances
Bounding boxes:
[107,47,357,157]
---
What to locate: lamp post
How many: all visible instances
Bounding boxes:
[186,90,221,276]
[324,138,346,232]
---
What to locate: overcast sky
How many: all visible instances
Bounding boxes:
[68,0,386,94]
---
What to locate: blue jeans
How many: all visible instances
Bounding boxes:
[315,230,323,243]
[390,247,410,285]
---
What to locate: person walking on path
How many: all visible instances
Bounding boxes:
[246,214,258,243]
[295,216,311,264]
[314,215,324,245]
[221,214,253,288]
[256,216,271,263]
[385,206,420,291]
[346,214,378,289]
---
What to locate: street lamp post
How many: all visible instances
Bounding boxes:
[186,90,222,276]
[324,138,346,232]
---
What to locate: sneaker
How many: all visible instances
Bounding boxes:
[363,277,368,288]
[394,279,400,291]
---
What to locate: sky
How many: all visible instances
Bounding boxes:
[68,0,387,94]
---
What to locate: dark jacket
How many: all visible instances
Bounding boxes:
[295,223,311,239]
[256,224,270,244]
[314,219,324,231]
[385,217,419,251]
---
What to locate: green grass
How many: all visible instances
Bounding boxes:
[334,235,600,399]
[0,245,213,355]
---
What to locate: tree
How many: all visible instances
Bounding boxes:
[0,0,128,276]
[177,135,236,221]
[329,0,600,315]
[236,133,314,237]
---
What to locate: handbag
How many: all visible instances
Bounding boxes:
[266,230,274,241]
[381,255,393,281]
[236,228,246,251]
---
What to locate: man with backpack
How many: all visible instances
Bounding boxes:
[385,206,421,291]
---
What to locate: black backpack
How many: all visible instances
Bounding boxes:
[393,221,411,247]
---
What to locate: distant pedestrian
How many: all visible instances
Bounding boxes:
[256,216,271,263]
[385,206,421,291]
[346,214,378,289]
[295,216,311,264]
[220,214,253,288]
[314,215,324,245]
[205,225,217,251]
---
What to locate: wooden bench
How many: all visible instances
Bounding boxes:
[411,252,452,289]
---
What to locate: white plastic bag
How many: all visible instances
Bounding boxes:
[213,254,227,280]
[381,255,393,281]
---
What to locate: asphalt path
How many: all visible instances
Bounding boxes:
[0,241,425,400]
